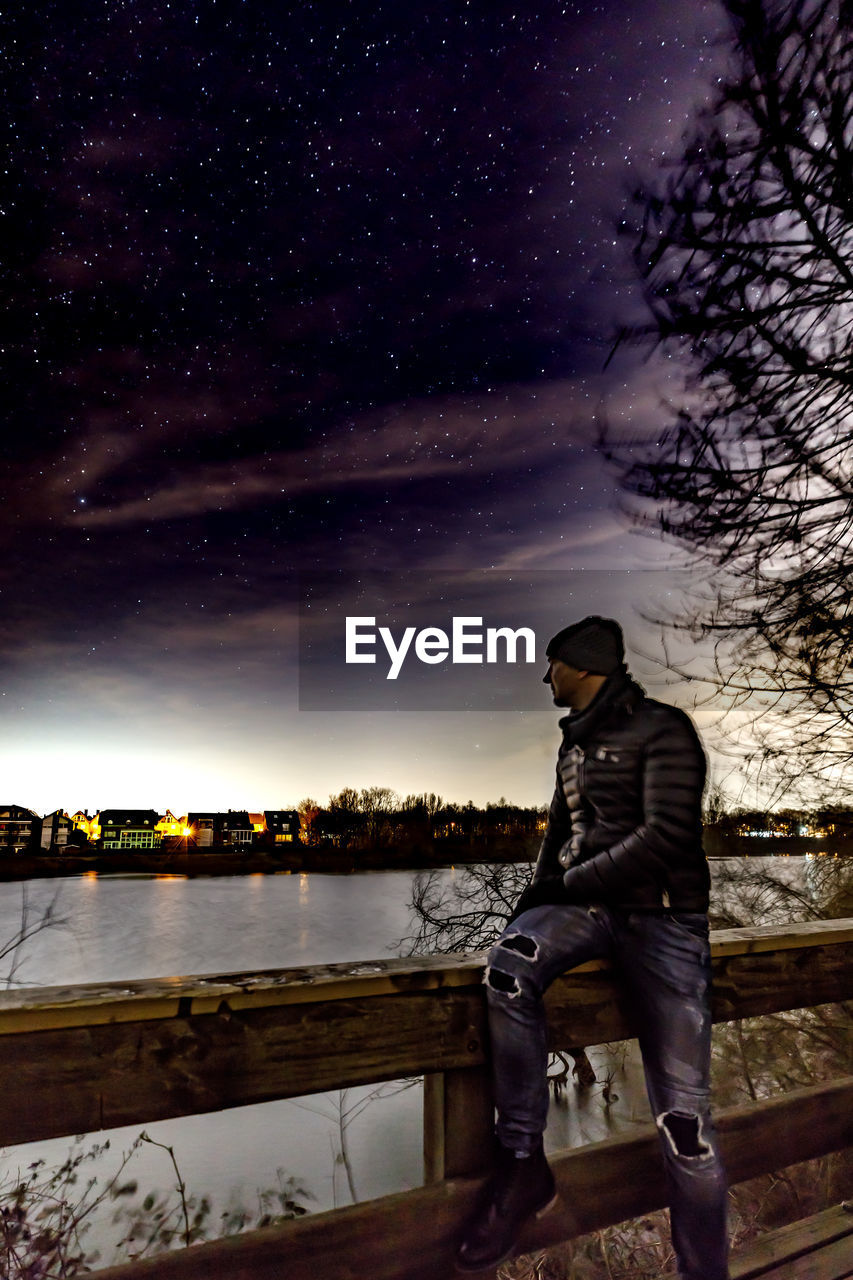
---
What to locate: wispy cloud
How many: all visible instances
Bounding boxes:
[49,351,682,538]
[65,378,602,527]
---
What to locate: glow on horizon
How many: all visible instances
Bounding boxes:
[2,711,559,817]
[4,652,755,817]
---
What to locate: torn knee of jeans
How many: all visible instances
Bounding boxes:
[657,1110,712,1159]
[497,933,539,960]
[484,966,521,997]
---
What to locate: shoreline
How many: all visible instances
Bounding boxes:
[1,832,849,882]
[0,844,528,882]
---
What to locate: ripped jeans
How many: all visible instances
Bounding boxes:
[485,903,728,1280]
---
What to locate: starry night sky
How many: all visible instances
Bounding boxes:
[3,0,728,814]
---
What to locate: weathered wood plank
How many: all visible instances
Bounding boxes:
[746,1236,853,1280]
[710,918,853,957]
[545,939,853,1046]
[0,932,851,1145]
[730,1205,853,1279]
[0,991,489,1145]
[0,952,490,1034]
[711,942,853,1022]
[0,919,849,1035]
[84,1077,853,1280]
[531,1075,853,1256]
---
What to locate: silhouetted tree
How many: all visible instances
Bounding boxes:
[297,797,322,846]
[357,786,398,845]
[612,0,853,802]
[402,862,532,954]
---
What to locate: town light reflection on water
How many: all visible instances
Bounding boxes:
[77,871,189,882]
[298,872,311,953]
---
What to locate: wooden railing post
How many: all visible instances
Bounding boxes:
[423,1065,494,1182]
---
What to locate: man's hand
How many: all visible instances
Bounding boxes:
[508,874,575,922]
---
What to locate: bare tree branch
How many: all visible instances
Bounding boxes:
[610,0,853,802]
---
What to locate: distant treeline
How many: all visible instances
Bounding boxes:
[294,789,546,862]
[702,803,853,858]
[292,793,853,867]
[706,805,853,838]
[295,791,853,846]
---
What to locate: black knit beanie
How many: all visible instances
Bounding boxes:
[543,616,624,678]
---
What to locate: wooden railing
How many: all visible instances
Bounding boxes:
[1,918,851,1279]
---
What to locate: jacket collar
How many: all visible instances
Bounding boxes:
[558,665,644,746]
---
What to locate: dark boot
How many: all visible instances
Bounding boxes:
[455,1139,557,1272]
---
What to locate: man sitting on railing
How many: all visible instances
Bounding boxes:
[456,616,729,1279]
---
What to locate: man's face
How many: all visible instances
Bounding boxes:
[545,659,588,708]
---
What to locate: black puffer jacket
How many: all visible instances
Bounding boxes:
[533,667,710,911]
